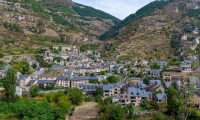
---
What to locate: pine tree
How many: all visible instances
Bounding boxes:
[3,68,17,102]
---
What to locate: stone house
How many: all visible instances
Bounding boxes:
[128,87,152,106]
[181,65,192,72]
[157,61,167,68]
[80,84,98,96]
[18,74,32,87]
[149,70,161,77]
[102,83,124,97]
[71,76,99,88]
[0,66,11,78]
[112,94,131,106]
[154,93,167,103]
[162,72,172,82]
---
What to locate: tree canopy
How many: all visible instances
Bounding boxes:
[106,75,120,83]
[3,68,17,102]
[30,84,39,97]
[66,87,83,105]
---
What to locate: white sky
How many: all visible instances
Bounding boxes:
[72,0,155,20]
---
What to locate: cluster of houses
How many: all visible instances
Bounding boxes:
[0,45,200,107]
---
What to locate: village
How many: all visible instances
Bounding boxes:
[0,44,200,110]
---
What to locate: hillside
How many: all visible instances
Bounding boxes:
[0,0,120,56]
[102,0,200,62]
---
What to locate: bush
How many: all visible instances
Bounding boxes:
[84,96,93,102]
[0,53,4,58]
[153,112,164,120]
[30,85,39,97]
[0,100,55,120]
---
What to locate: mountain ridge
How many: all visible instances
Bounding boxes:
[103,0,200,62]
[0,0,120,56]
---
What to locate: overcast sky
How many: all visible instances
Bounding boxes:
[72,0,155,20]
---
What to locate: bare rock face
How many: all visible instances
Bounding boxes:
[171,6,179,13]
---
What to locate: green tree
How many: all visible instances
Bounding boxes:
[143,76,152,84]
[3,68,17,102]
[32,63,37,69]
[100,71,105,75]
[96,87,103,96]
[153,112,163,120]
[28,68,35,74]
[58,46,62,52]
[90,72,95,76]
[128,103,135,120]
[53,91,65,103]
[150,63,160,69]
[0,53,4,58]
[140,99,151,111]
[166,86,180,115]
[58,96,71,113]
[66,88,83,105]
[106,75,120,83]
[111,104,125,120]
[95,95,104,105]
[46,83,55,90]
[104,96,111,105]
[30,85,39,97]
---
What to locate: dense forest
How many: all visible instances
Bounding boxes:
[99,0,170,40]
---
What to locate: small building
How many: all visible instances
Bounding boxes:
[181,60,193,66]
[56,75,65,87]
[154,93,167,103]
[196,83,200,92]
[181,65,192,72]
[31,70,45,79]
[150,80,161,85]
[80,84,98,96]
[0,66,11,78]
[37,80,56,89]
[149,70,161,77]
[16,86,23,97]
[50,65,65,71]
[162,72,171,82]
[135,82,147,90]
[157,61,167,67]
[102,83,123,97]
[128,87,152,106]
[71,76,99,88]
[18,74,32,87]
[112,94,131,106]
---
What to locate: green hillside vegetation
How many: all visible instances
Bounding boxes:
[99,0,170,40]
[0,0,121,56]
[73,4,121,24]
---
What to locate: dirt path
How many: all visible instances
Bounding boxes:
[70,102,100,120]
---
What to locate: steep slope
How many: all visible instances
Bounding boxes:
[100,0,170,40]
[0,0,120,56]
[41,0,120,36]
[103,0,200,62]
